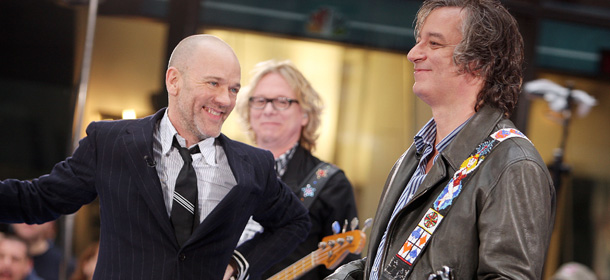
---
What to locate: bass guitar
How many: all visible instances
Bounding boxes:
[267,218,371,280]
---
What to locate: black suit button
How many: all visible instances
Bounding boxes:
[179,254,186,261]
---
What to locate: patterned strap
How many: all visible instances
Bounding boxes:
[298,162,340,209]
[384,128,529,278]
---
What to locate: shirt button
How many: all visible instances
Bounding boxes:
[179,254,186,261]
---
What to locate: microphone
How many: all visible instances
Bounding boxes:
[144,155,156,167]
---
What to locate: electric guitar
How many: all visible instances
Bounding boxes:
[267,219,371,280]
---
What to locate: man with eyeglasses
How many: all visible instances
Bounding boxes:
[236,59,359,280]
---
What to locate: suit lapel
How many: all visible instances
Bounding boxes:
[407,156,449,204]
[368,145,418,257]
[121,109,177,245]
[189,134,256,241]
[406,105,505,206]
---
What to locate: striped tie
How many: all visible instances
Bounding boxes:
[171,137,200,246]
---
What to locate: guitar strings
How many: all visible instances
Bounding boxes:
[269,242,350,280]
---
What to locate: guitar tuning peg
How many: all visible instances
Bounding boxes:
[337,238,345,246]
[342,219,348,233]
[362,218,373,232]
[332,221,341,234]
[318,241,327,249]
[350,217,359,231]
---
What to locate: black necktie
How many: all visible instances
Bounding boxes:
[171,137,201,246]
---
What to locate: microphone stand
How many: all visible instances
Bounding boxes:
[549,82,574,194]
[60,0,99,279]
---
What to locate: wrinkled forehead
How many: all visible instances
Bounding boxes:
[416,5,467,36]
[184,42,241,81]
[415,7,466,47]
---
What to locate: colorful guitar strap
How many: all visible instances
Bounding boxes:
[383,128,530,278]
[298,162,339,209]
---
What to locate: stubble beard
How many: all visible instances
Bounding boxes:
[177,101,212,142]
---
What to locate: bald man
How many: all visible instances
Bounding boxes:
[0,35,310,280]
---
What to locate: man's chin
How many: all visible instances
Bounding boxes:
[196,131,220,140]
[195,122,222,140]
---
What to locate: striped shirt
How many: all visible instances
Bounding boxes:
[152,111,237,223]
[370,117,469,279]
[274,143,298,177]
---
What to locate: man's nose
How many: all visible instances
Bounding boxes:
[407,44,425,63]
[262,100,276,112]
[214,87,233,106]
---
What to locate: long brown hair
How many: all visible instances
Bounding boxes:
[415,0,524,117]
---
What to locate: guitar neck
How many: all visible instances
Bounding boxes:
[267,251,317,280]
[266,229,366,280]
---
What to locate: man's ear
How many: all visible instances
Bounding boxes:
[301,112,309,127]
[166,67,181,96]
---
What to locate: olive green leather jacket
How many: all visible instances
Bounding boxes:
[327,106,556,280]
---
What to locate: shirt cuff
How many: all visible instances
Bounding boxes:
[231,250,250,280]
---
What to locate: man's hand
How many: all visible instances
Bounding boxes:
[223,259,237,280]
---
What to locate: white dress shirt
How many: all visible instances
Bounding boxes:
[152,111,237,223]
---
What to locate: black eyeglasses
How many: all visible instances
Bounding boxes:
[248,97,299,110]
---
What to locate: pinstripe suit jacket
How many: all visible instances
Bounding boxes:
[0,108,311,280]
